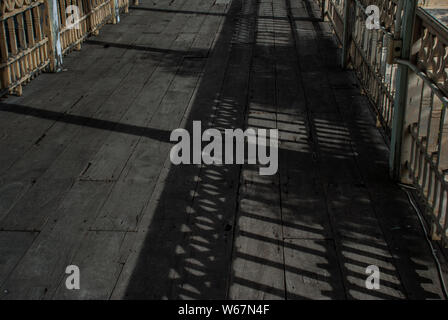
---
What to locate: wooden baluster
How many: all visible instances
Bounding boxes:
[25,9,37,74]
[70,0,76,50]
[69,0,76,50]
[73,0,80,48]
[60,0,68,51]
[32,6,44,67]
[6,17,20,93]
[16,13,29,77]
[0,21,11,91]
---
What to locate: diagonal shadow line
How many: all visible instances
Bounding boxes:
[0,103,172,142]
[232,276,309,300]
[84,39,209,58]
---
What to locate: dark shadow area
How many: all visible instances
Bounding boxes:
[0,103,172,143]
[85,39,209,57]
[123,0,444,300]
[0,0,444,300]
[122,0,253,299]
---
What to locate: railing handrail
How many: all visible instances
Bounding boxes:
[321,0,448,244]
[395,58,448,104]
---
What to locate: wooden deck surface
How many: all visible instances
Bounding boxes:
[0,0,447,299]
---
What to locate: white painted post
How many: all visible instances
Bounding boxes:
[112,0,121,24]
[389,0,418,180]
[44,0,63,72]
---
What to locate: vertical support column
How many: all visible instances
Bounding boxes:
[341,0,350,68]
[44,0,63,72]
[389,0,418,180]
[112,0,120,24]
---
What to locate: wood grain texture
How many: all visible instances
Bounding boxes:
[0,0,446,300]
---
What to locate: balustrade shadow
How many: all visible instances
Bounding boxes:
[0,0,442,300]
[121,0,444,300]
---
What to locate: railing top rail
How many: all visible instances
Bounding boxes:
[0,0,44,20]
[417,6,448,43]
[395,58,448,105]
[414,6,448,97]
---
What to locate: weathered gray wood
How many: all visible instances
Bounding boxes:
[0,56,137,227]
[297,0,446,300]
[0,36,135,176]
[51,231,135,299]
[0,0,187,231]
[0,181,113,299]
[336,239,405,299]
[284,239,345,299]
[0,231,37,288]
[89,21,209,232]
[0,0,446,300]
[90,57,203,231]
[229,0,286,300]
[0,52,145,230]
[325,183,384,242]
[77,34,178,182]
[109,0,249,299]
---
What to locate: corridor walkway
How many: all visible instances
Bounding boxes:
[0,0,446,299]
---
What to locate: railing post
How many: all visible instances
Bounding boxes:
[43,0,63,72]
[389,0,418,180]
[112,0,120,24]
[341,0,350,68]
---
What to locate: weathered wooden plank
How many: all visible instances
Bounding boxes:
[284,239,345,299]
[0,1,189,232]
[91,0,229,232]
[0,181,113,299]
[229,0,286,300]
[0,52,144,230]
[0,231,37,288]
[52,231,135,299]
[325,183,384,242]
[273,0,332,241]
[336,239,405,299]
[0,57,134,228]
[79,0,214,183]
[77,35,178,182]
[46,0,228,300]
[89,45,203,231]
[300,0,447,300]
[164,30,256,299]
[111,0,252,299]
[362,185,446,299]
[229,169,284,300]
[280,168,332,239]
[0,0,446,301]
[0,38,137,178]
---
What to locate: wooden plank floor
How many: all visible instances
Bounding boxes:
[0,0,446,299]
